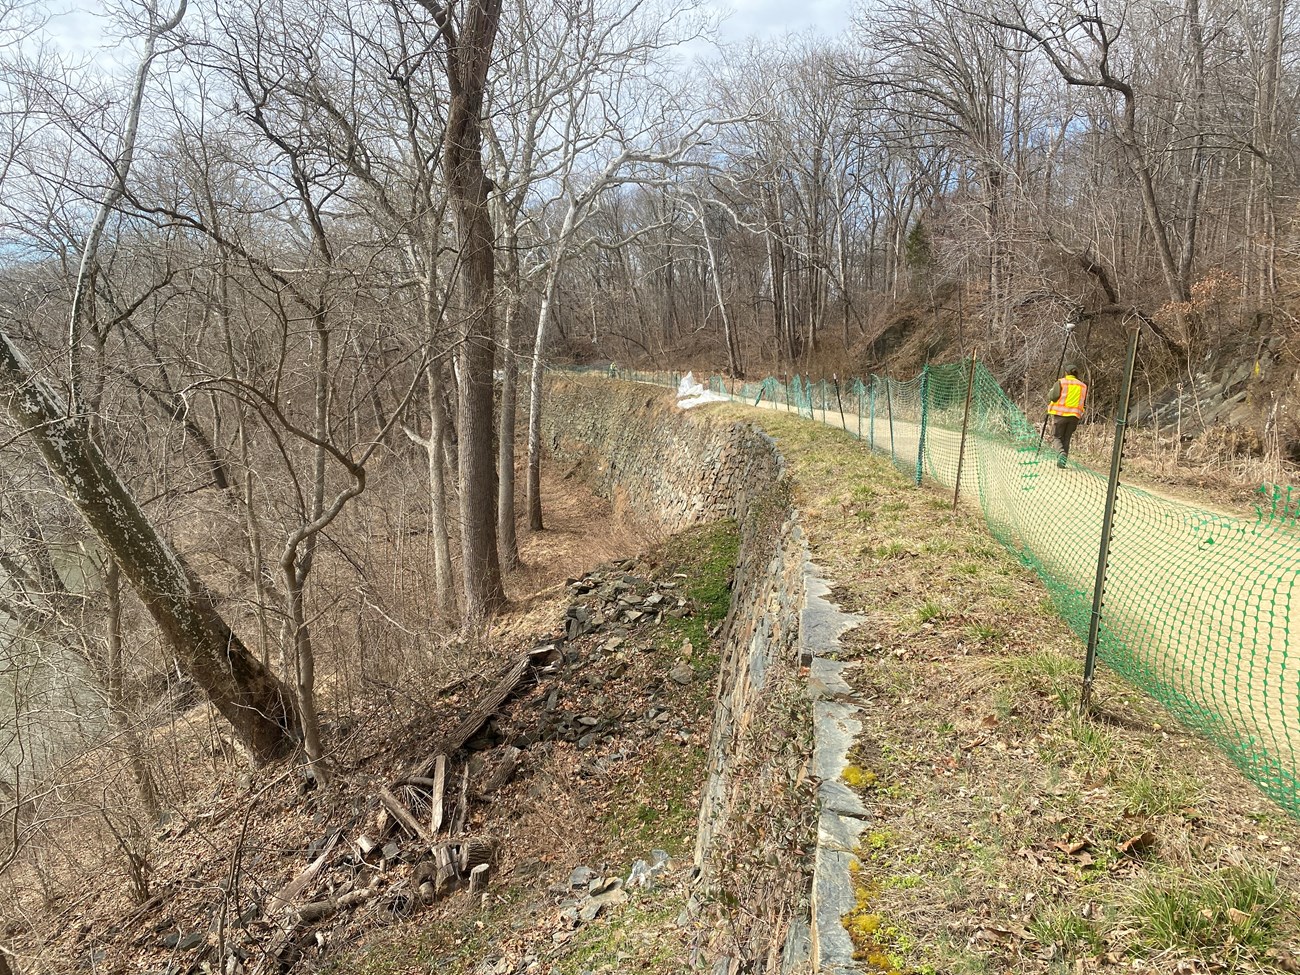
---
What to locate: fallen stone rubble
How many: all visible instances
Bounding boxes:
[141,559,700,975]
[472,850,674,975]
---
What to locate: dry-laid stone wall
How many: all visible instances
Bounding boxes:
[543,376,866,974]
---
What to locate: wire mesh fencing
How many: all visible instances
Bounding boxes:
[590,362,1300,815]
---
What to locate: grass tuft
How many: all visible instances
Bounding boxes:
[1129,866,1288,961]
[916,600,946,624]
[1116,759,1203,815]
[1029,904,1104,960]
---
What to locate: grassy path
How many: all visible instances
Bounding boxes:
[705,385,1300,810]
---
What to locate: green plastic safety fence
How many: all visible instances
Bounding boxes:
[550,360,1300,817]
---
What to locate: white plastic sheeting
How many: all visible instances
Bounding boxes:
[676,371,729,410]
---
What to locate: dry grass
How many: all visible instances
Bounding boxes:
[0,458,654,974]
[1070,423,1298,514]
[708,401,1300,975]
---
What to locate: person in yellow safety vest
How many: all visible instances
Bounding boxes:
[1047,363,1088,468]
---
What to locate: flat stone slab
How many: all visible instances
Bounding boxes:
[812,812,867,972]
[798,552,867,973]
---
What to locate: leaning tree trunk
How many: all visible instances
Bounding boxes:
[0,330,300,763]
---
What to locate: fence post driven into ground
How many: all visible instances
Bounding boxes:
[886,376,896,463]
[1082,326,1140,710]
[953,351,978,511]
[916,365,931,486]
[869,379,876,449]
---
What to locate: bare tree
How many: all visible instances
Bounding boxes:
[415,0,508,619]
[0,0,301,763]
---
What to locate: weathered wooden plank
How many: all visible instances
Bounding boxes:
[377,785,437,847]
[264,830,342,919]
[429,754,447,834]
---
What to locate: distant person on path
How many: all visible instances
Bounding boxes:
[1047,363,1088,468]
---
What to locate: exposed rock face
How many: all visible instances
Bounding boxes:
[1127,338,1298,461]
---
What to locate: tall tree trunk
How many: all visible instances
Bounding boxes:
[104,558,162,822]
[236,414,274,667]
[496,240,521,570]
[1254,0,1285,303]
[0,330,299,763]
[697,203,742,378]
[1177,0,1208,301]
[428,0,507,621]
[428,364,456,616]
[67,0,188,417]
[1113,85,1191,328]
[525,264,561,532]
[276,307,332,765]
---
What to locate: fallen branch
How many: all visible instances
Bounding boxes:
[377,785,438,847]
[264,830,342,919]
[442,654,531,755]
[293,885,378,926]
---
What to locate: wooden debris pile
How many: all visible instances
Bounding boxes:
[140,558,699,975]
[256,644,558,973]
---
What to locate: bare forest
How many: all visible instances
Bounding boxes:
[0,0,1298,968]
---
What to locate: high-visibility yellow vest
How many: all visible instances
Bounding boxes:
[1048,376,1088,418]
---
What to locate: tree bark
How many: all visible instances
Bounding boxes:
[424,0,507,620]
[696,201,743,378]
[104,558,163,821]
[0,331,299,762]
[428,363,456,616]
[496,239,521,570]
[525,268,559,532]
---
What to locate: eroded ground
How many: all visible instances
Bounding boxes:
[0,467,729,975]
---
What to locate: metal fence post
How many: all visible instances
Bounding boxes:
[916,365,930,485]
[886,376,896,464]
[869,379,876,449]
[953,351,978,510]
[1082,326,1140,710]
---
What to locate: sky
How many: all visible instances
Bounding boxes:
[42,0,855,58]
[715,0,852,42]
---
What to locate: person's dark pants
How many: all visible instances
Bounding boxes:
[1053,415,1080,466]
